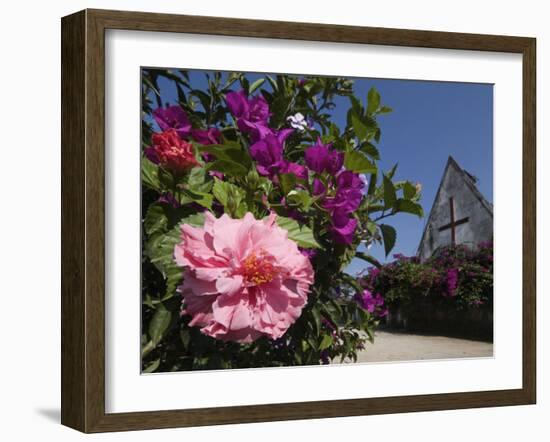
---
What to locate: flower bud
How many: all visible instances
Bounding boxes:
[246,169,260,189]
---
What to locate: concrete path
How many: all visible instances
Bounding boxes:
[353,330,493,363]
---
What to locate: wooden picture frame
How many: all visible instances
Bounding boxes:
[61,8,536,433]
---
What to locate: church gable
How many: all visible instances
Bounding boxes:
[418,156,493,260]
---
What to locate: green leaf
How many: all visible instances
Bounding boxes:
[206,159,248,177]
[344,150,377,174]
[158,167,175,189]
[258,177,274,196]
[367,87,381,115]
[239,75,250,93]
[141,157,161,191]
[322,299,344,328]
[270,94,292,127]
[191,89,211,113]
[180,329,191,349]
[149,304,171,346]
[311,307,322,335]
[383,175,397,210]
[365,326,375,343]
[143,358,160,374]
[387,163,398,179]
[140,340,155,358]
[366,220,378,235]
[212,178,230,206]
[249,78,265,94]
[179,188,213,209]
[359,142,380,160]
[341,272,363,294]
[147,213,205,296]
[349,94,363,115]
[276,216,321,249]
[266,75,278,92]
[378,105,393,114]
[355,251,382,268]
[403,181,417,200]
[186,166,206,188]
[396,199,424,217]
[144,204,168,236]
[197,144,252,167]
[279,173,297,196]
[181,213,207,228]
[319,334,333,351]
[380,224,396,257]
[212,178,247,217]
[351,112,368,141]
[329,122,341,138]
[143,294,157,309]
[367,172,377,196]
[144,203,200,235]
[287,189,313,210]
[334,244,359,273]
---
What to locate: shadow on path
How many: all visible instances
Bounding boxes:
[356,330,493,363]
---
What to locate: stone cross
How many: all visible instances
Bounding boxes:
[438,197,469,245]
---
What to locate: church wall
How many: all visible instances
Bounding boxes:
[418,163,493,260]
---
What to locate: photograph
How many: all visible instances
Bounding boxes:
[0,0,543,438]
[140,67,494,373]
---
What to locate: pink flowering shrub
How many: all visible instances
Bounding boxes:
[140,69,423,372]
[358,243,493,339]
[360,242,494,311]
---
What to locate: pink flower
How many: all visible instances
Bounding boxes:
[174,212,314,343]
[145,129,200,174]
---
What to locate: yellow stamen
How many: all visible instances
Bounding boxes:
[242,252,277,285]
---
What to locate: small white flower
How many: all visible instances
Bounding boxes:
[360,239,373,249]
[287,113,308,132]
[359,174,369,194]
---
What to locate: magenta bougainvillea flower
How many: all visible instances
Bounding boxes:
[304,139,344,175]
[191,127,221,145]
[330,209,358,245]
[445,268,459,297]
[154,105,222,147]
[312,178,326,196]
[145,129,199,174]
[157,192,180,208]
[281,161,308,180]
[226,90,273,142]
[249,134,286,178]
[299,248,317,259]
[323,171,364,214]
[313,171,364,245]
[355,289,388,318]
[153,105,192,138]
[174,212,314,343]
[191,127,222,164]
[249,131,303,180]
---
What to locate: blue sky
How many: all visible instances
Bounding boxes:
[150,69,493,275]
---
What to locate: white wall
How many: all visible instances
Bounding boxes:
[0,1,546,441]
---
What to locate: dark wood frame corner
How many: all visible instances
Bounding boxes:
[61,8,536,433]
